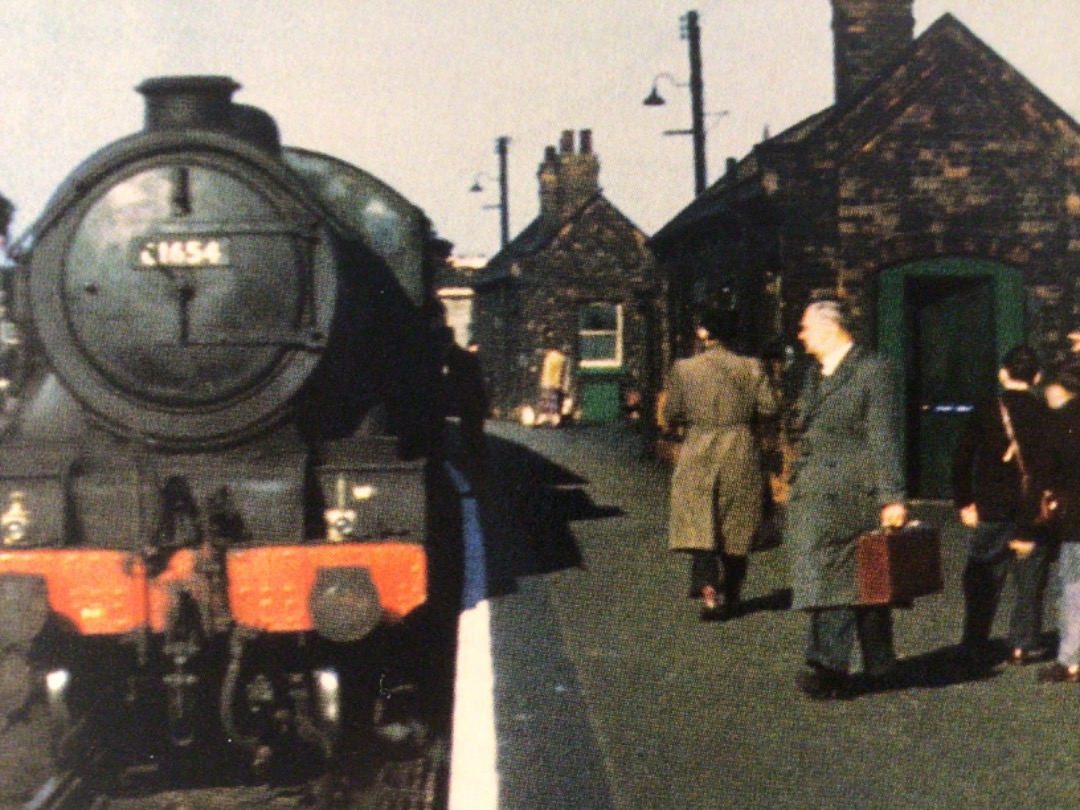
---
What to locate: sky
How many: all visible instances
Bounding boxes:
[0,1,1078,260]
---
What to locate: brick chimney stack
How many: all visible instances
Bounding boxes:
[538,129,600,237]
[538,145,559,235]
[831,0,914,105]
[559,129,574,154]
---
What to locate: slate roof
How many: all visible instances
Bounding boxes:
[650,13,1080,248]
[472,191,647,287]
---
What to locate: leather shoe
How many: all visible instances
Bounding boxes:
[699,600,741,622]
[698,587,729,621]
[698,586,725,621]
[699,602,729,621]
[1007,647,1048,666]
[1037,663,1080,683]
[795,666,854,700]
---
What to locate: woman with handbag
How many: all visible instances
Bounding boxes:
[1037,362,1080,683]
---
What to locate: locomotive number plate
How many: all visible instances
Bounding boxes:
[134,237,231,268]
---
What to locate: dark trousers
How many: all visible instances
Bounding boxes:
[459,417,487,462]
[805,606,895,676]
[962,521,1053,652]
[689,550,747,604]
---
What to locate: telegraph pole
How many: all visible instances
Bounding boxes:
[644,11,714,197]
[684,11,707,196]
[496,136,510,248]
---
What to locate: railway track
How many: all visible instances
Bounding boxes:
[18,737,448,810]
[19,737,105,810]
[366,739,448,810]
[20,771,99,810]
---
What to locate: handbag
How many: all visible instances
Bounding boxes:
[998,399,1066,527]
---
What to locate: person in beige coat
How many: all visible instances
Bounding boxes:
[537,342,571,427]
[664,308,778,620]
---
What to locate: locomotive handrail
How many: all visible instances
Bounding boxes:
[137,220,319,237]
[150,333,326,350]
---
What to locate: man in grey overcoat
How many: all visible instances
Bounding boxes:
[786,300,907,699]
[665,309,778,620]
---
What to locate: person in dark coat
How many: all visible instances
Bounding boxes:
[436,326,489,465]
[952,345,1055,666]
[1037,361,1080,683]
[785,300,907,699]
[664,308,778,620]
[450,341,489,461]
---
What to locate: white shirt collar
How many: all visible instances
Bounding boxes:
[819,341,854,377]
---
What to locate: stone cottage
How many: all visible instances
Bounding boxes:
[651,0,1080,497]
[470,130,666,425]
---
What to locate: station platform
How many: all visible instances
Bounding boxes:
[448,421,1077,810]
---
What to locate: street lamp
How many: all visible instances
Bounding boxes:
[469,135,511,250]
[644,74,727,139]
[644,10,710,196]
[642,72,686,107]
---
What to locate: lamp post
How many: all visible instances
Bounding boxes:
[469,135,511,250]
[644,10,709,196]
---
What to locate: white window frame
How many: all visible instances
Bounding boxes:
[577,302,623,369]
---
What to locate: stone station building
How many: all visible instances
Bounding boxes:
[651,0,1080,497]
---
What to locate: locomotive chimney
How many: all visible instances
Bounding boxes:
[136,75,241,132]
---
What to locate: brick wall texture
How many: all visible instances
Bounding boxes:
[654,12,1080,367]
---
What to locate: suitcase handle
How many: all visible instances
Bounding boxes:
[882,519,924,535]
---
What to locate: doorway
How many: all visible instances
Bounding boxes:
[879,259,1024,499]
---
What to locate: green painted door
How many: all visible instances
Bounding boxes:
[577,368,623,424]
[879,260,1024,499]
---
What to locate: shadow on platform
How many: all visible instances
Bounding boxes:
[736,587,793,617]
[454,432,624,600]
[852,645,1005,695]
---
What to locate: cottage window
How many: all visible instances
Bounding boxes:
[577,302,622,368]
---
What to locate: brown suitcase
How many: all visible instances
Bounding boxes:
[855,524,944,605]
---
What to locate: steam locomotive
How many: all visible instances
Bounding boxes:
[0,76,454,769]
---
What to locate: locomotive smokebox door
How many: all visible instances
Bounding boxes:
[28,78,340,449]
